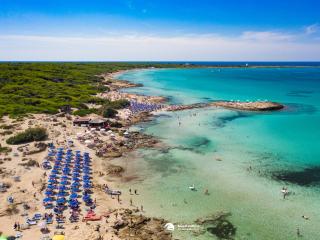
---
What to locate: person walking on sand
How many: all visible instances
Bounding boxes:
[134,189,137,195]
[129,188,132,194]
[141,205,144,212]
[130,198,133,206]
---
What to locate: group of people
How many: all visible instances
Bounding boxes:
[129,100,164,114]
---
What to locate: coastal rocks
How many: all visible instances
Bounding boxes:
[115,209,172,240]
[195,211,236,240]
[18,159,39,168]
[167,101,284,112]
[210,101,284,111]
[106,164,124,176]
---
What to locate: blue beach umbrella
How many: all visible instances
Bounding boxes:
[70,193,78,199]
[57,198,66,204]
[45,190,54,196]
[43,197,53,202]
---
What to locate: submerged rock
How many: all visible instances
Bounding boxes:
[195,212,236,240]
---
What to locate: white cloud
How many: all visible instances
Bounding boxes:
[241,31,294,41]
[0,32,319,61]
[305,23,319,35]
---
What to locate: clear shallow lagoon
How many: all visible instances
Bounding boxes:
[116,67,320,239]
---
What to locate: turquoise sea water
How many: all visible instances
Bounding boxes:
[115,67,320,240]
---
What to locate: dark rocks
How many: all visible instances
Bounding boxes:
[195,212,236,240]
[115,209,172,240]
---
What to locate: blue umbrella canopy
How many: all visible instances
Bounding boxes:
[59,185,67,190]
[60,181,69,185]
[57,198,66,204]
[45,190,54,196]
[72,177,80,182]
[57,192,66,197]
[43,197,53,202]
[70,193,78,199]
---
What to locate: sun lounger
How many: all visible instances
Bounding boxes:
[20,224,30,230]
[82,215,102,222]
[57,218,65,224]
[33,213,42,221]
[26,219,37,225]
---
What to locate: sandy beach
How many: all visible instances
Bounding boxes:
[0,70,172,240]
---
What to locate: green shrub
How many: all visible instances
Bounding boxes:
[0,146,12,153]
[73,108,97,117]
[6,128,47,145]
[103,108,118,118]
[0,124,15,130]
[105,99,130,109]
[2,130,13,135]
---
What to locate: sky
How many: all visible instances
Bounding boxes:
[1,0,320,61]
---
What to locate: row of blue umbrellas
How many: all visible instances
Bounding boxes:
[43,147,93,218]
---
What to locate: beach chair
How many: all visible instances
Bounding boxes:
[26,219,37,225]
[33,213,42,221]
[82,215,102,222]
[19,223,30,230]
[56,218,65,224]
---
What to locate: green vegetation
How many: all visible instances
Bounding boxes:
[73,108,98,117]
[1,130,13,135]
[6,127,47,145]
[0,124,15,130]
[102,108,118,118]
[0,62,183,117]
[0,146,12,153]
[103,99,130,109]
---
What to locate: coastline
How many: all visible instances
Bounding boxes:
[0,67,290,240]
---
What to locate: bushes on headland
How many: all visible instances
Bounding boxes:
[0,62,183,118]
[73,99,130,118]
[102,108,118,118]
[6,128,48,145]
[73,108,98,117]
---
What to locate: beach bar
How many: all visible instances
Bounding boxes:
[88,118,109,129]
[73,118,91,126]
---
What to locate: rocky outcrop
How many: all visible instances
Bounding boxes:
[167,101,284,112]
[115,209,172,240]
[195,211,236,240]
[210,101,284,111]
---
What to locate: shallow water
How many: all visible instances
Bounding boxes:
[116,68,320,239]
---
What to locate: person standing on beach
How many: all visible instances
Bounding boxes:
[130,198,133,206]
[134,189,137,195]
[129,188,132,194]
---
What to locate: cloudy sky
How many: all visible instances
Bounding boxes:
[1,0,320,61]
